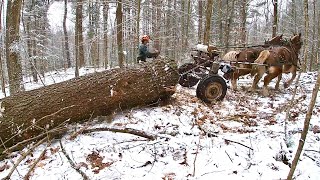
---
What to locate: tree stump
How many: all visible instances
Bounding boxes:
[0,58,178,152]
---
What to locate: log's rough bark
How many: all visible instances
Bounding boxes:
[0,58,178,152]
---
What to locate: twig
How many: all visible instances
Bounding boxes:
[147,144,157,173]
[225,150,233,163]
[223,138,254,151]
[3,138,47,180]
[3,126,68,155]
[82,127,157,140]
[3,105,75,146]
[69,111,95,140]
[303,153,317,162]
[192,136,201,177]
[59,140,89,180]
[284,73,302,143]
[304,150,320,154]
[24,144,48,180]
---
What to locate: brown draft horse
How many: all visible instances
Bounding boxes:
[249,33,303,96]
[224,34,285,90]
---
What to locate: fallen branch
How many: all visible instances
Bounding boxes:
[303,153,317,162]
[192,137,201,177]
[284,73,302,142]
[3,138,47,180]
[287,70,320,180]
[304,150,320,154]
[3,126,68,155]
[59,140,89,180]
[24,144,48,179]
[82,127,157,140]
[69,112,95,140]
[225,150,233,163]
[223,138,254,151]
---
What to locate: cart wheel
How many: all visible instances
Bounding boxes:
[196,75,227,103]
[178,63,200,87]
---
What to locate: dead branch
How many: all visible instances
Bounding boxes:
[69,112,95,140]
[225,150,233,163]
[81,127,157,140]
[223,138,254,151]
[303,153,317,162]
[284,73,302,142]
[2,105,75,147]
[24,144,48,180]
[192,137,201,177]
[287,71,320,180]
[59,140,89,180]
[3,126,68,155]
[3,138,47,180]
[304,149,320,154]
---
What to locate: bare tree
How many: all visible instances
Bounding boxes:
[240,0,247,46]
[287,66,320,180]
[75,0,85,77]
[63,0,71,68]
[272,0,278,37]
[302,0,309,72]
[203,0,214,45]
[198,0,203,43]
[5,0,24,95]
[103,1,109,68]
[116,0,124,68]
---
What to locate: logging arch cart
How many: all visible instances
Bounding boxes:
[178,44,233,103]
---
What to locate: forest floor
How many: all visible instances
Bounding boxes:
[0,68,319,180]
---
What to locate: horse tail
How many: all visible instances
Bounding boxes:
[255,50,270,64]
[251,50,270,76]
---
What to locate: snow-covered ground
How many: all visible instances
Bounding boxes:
[0,69,319,180]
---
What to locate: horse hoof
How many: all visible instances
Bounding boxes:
[262,89,269,96]
[248,87,255,92]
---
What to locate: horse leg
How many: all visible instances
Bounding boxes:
[275,73,282,91]
[262,67,281,96]
[284,66,297,88]
[231,71,238,91]
[248,66,265,92]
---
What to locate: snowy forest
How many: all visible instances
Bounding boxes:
[0,0,320,179]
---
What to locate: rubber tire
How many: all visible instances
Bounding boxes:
[196,75,227,103]
[178,63,200,87]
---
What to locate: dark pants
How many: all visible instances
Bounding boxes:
[137,57,146,63]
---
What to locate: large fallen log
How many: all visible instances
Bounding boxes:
[0,58,178,153]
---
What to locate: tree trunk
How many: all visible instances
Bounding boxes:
[116,0,124,68]
[198,0,203,43]
[287,64,320,180]
[5,0,24,95]
[309,0,316,71]
[63,0,71,68]
[218,0,223,45]
[103,1,109,69]
[185,0,191,48]
[75,0,85,77]
[224,0,235,53]
[135,0,141,64]
[75,0,85,73]
[240,0,247,46]
[25,16,38,83]
[0,58,178,153]
[203,0,214,45]
[272,0,278,37]
[302,0,309,72]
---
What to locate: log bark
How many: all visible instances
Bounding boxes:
[0,58,178,152]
